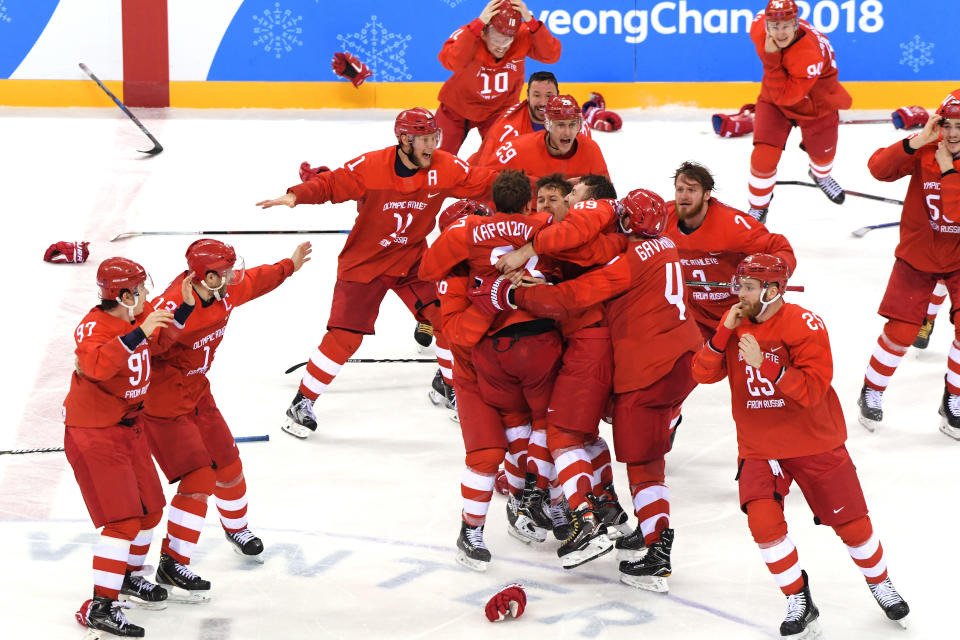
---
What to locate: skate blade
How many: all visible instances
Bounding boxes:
[449,411,460,424]
[605,521,632,541]
[894,615,908,629]
[858,414,879,433]
[428,390,445,407]
[939,418,960,441]
[619,573,669,593]
[232,545,265,564]
[615,546,645,562]
[416,343,434,355]
[160,584,211,604]
[119,594,168,610]
[507,523,547,545]
[281,420,311,439]
[84,630,107,640]
[783,618,823,639]
[560,535,614,569]
[454,550,489,572]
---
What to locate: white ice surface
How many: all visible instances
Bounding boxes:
[0,105,953,639]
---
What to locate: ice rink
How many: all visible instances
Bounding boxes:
[0,104,954,639]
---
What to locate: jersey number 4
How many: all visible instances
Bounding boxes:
[664,262,687,320]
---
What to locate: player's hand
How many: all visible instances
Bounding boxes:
[495,243,535,273]
[140,310,173,338]
[909,112,941,149]
[935,140,955,173]
[738,333,764,368]
[74,356,84,376]
[257,193,297,209]
[723,302,745,330]
[181,271,196,306]
[291,242,312,272]
[479,0,502,24]
[764,34,780,53]
[518,275,545,287]
[509,0,533,21]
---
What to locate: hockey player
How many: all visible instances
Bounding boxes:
[534,173,572,219]
[857,91,960,437]
[437,0,561,154]
[479,189,702,590]
[140,239,311,600]
[256,108,497,437]
[692,253,909,637]
[665,161,796,340]
[477,95,609,202]
[67,257,195,637]
[746,0,852,222]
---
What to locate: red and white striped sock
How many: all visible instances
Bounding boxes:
[846,532,888,584]
[93,525,135,600]
[584,437,613,496]
[864,333,908,392]
[503,422,531,496]
[526,426,555,490]
[461,466,496,526]
[808,157,835,179]
[631,482,670,545]
[759,535,805,595]
[553,447,594,510]
[927,281,948,322]
[162,494,208,565]
[214,460,248,533]
[126,511,161,573]
[299,329,363,402]
[946,340,960,396]
[434,331,454,387]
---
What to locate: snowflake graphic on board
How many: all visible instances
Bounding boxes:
[252,3,303,59]
[899,35,934,73]
[0,1,12,24]
[437,0,470,7]
[336,16,413,82]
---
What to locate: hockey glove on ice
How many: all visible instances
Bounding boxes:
[582,92,606,112]
[469,276,518,315]
[891,106,929,130]
[331,51,372,88]
[44,241,90,263]
[712,104,755,138]
[299,162,331,183]
[484,583,526,622]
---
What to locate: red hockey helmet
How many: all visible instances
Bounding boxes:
[395,107,439,141]
[734,253,789,292]
[619,188,668,238]
[438,199,493,232]
[544,95,581,124]
[97,257,149,301]
[765,0,798,21]
[937,89,960,119]
[186,239,244,284]
[489,5,523,37]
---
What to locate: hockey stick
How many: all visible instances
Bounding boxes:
[686,280,805,292]
[79,63,163,155]
[111,229,351,242]
[285,358,435,374]
[774,181,904,206]
[851,221,901,238]
[0,434,270,456]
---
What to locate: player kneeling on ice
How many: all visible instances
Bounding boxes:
[691,254,910,638]
[68,258,196,637]
[139,239,311,600]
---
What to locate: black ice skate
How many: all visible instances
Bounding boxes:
[808,168,846,204]
[557,499,613,569]
[913,318,935,349]
[79,596,145,638]
[614,526,645,562]
[414,322,434,352]
[939,379,960,440]
[506,492,548,544]
[283,390,318,439]
[428,369,457,412]
[779,570,821,639]
[597,483,632,540]
[747,206,769,224]
[544,496,573,541]
[156,553,211,604]
[455,520,491,572]
[619,528,674,593]
[857,384,883,432]
[225,528,264,564]
[868,577,909,628]
[119,568,168,610]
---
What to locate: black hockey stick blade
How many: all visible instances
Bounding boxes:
[110,229,351,242]
[685,280,805,292]
[775,181,904,206]
[285,358,436,374]
[851,221,900,238]
[1,434,269,455]
[79,62,163,155]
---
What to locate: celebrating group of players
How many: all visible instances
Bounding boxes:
[62,0,960,637]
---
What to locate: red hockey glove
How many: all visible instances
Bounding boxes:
[44,241,90,264]
[469,276,518,315]
[75,598,92,627]
[585,106,622,132]
[582,91,606,112]
[891,106,929,130]
[331,51,372,88]
[299,162,331,183]
[485,583,527,622]
[712,104,755,138]
[494,469,510,496]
